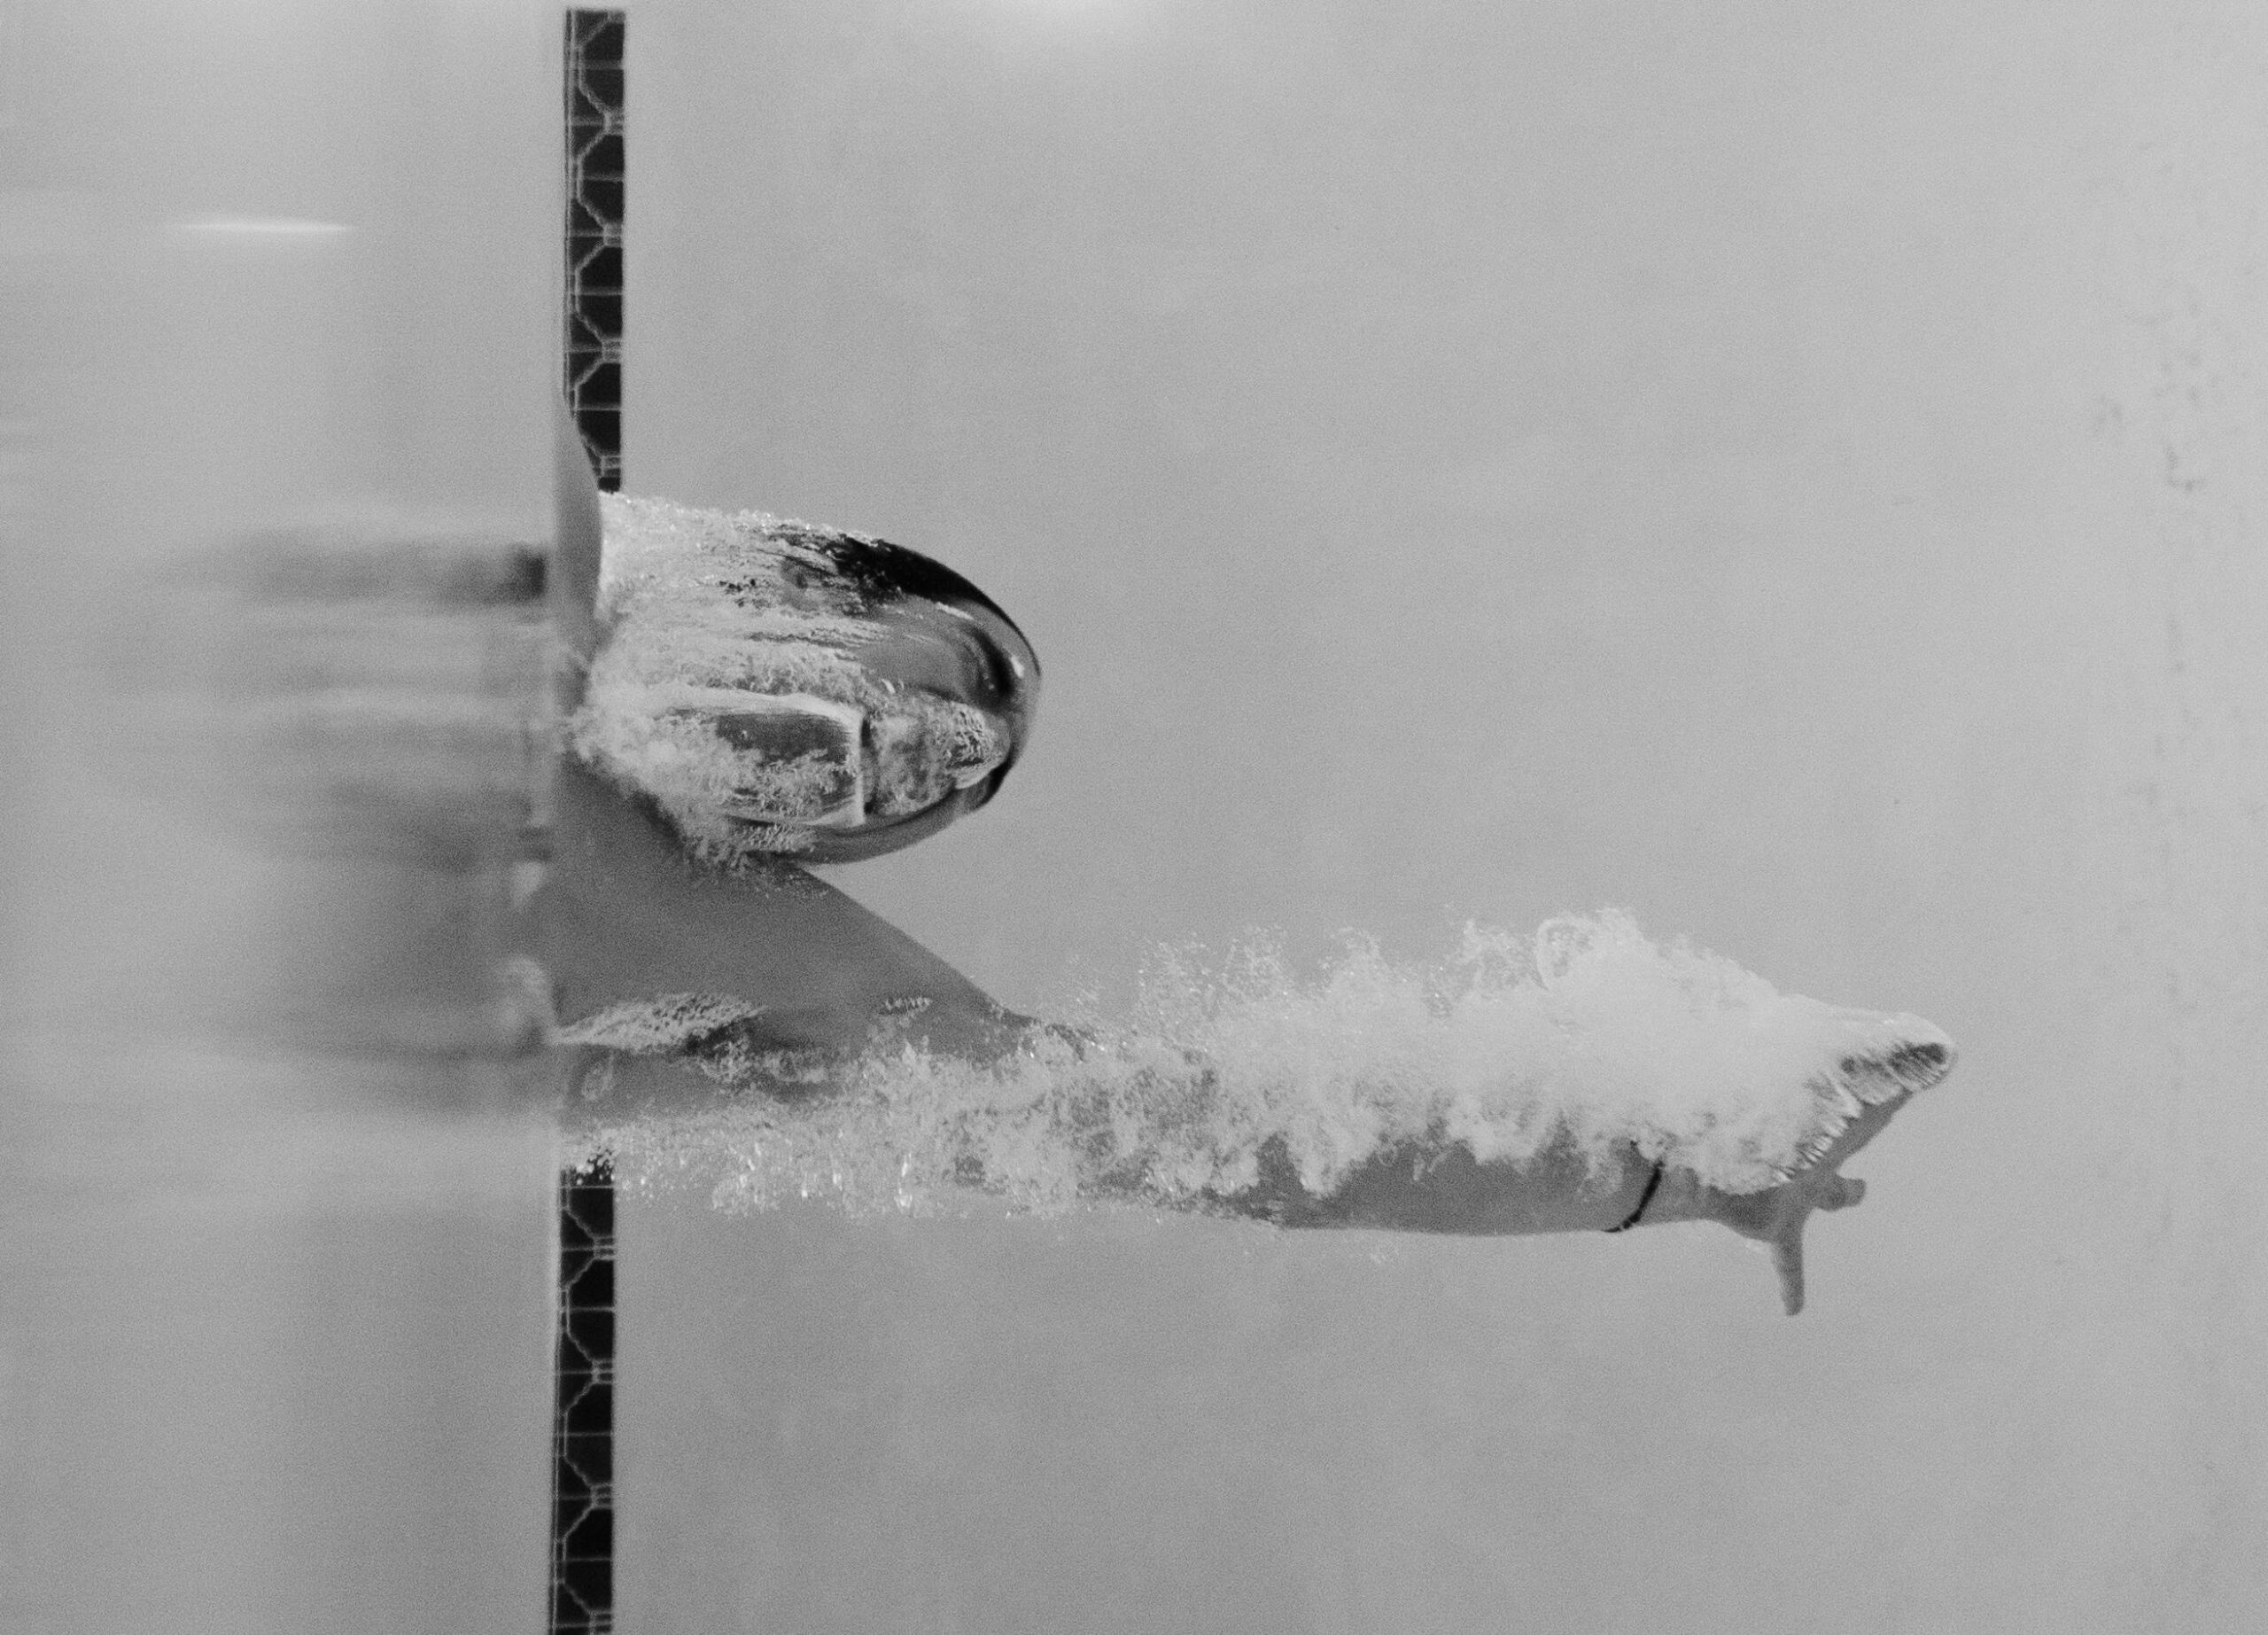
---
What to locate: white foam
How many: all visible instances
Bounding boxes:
[572,910,1954,1215]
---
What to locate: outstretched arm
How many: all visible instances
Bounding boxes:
[1207,1079,1926,1314]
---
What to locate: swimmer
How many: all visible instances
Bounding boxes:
[535,412,1950,1312]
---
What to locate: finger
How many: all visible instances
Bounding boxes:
[1816,1174,1865,1211]
[1772,1218,1806,1316]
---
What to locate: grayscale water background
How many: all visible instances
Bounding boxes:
[4,1,2264,1631]
[612,2,2267,1630]
[3,4,559,1630]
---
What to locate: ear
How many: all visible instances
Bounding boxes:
[552,401,605,679]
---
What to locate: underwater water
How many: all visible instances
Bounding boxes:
[4,4,560,1631]
[5,1,2265,1632]
[607,2,2268,1631]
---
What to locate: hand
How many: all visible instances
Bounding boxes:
[1682,1086,1916,1314]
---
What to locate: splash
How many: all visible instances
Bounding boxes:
[570,911,1953,1219]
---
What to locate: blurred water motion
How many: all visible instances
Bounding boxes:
[103,520,561,1060]
[2,3,562,1629]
